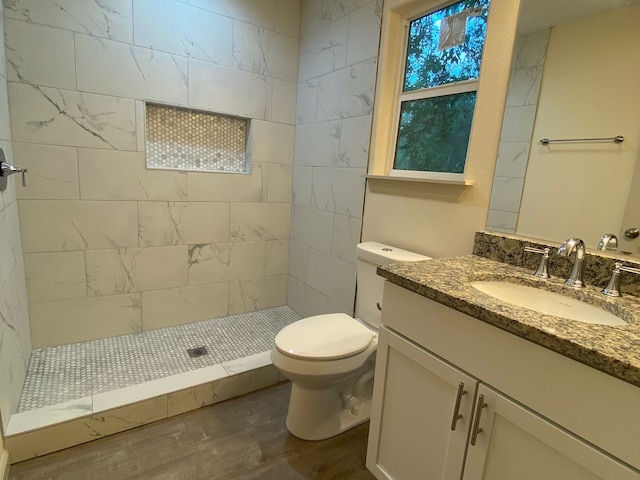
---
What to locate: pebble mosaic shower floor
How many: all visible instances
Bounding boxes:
[18,306,300,412]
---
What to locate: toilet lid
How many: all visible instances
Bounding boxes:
[275,313,374,360]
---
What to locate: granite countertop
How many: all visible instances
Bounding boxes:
[378,255,640,388]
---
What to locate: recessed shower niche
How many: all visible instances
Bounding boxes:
[145,103,250,174]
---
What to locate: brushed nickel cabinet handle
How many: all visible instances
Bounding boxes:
[470,394,487,446]
[450,382,467,431]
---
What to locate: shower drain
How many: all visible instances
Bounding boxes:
[187,346,209,358]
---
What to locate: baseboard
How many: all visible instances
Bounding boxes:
[0,448,9,480]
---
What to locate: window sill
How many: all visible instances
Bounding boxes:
[366,174,474,186]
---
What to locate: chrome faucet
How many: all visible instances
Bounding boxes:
[597,233,618,251]
[523,246,550,279]
[0,147,27,192]
[0,161,27,186]
[557,238,586,288]
[602,262,640,297]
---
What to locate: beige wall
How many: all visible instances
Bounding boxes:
[516,5,640,250]
[5,0,299,348]
[0,434,6,480]
[0,0,31,434]
[0,421,5,477]
[361,0,521,258]
[621,154,640,254]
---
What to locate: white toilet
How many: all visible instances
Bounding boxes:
[271,242,431,440]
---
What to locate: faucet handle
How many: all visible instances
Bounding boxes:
[0,161,27,186]
[603,262,640,297]
[524,246,550,279]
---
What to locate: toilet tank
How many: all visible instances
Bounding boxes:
[355,242,431,329]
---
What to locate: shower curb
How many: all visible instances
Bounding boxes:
[6,364,286,463]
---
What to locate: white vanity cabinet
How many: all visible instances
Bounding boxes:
[464,383,640,480]
[366,329,477,479]
[366,282,640,479]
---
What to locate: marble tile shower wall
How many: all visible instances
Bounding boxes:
[486,29,550,233]
[288,0,382,317]
[3,0,300,349]
[0,0,32,433]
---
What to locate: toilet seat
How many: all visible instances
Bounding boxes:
[275,313,374,361]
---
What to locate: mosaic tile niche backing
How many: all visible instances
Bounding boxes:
[145,103,249,173]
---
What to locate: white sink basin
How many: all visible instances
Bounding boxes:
[470,281,627,326]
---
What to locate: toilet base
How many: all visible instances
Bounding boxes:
[285,382,372,441]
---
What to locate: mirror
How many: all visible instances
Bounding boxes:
[486,0,640,255]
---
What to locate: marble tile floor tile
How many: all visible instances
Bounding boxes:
[7,306,300,436]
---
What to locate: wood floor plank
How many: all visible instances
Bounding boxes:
[8,383,376,480]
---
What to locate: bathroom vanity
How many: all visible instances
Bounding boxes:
[366,247,640,479]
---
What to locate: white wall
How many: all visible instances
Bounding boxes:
[288,0,381,317]
[0,0,31,434]
[4,0,299,348]
[361,0,521,259]
[516,5,640,249]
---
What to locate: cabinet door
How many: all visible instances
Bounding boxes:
[463,384,640,480]
[367,328,478,480]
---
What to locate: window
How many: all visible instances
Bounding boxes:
[391,0,491,180]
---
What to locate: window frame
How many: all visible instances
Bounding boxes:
[385,0,486,185]
[366,0,520,192]
[366,0,504,186]
[389,78,479,181]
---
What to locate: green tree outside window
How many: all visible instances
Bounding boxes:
[393,0,491,175]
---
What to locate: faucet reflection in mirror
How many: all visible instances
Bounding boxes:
[597,234,618,252]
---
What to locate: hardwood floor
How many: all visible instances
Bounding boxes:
[8,383,376,480]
